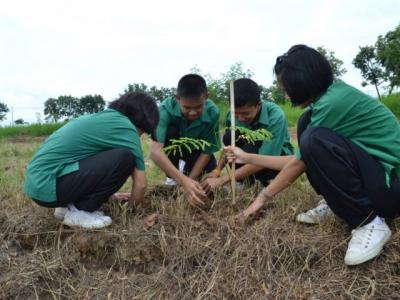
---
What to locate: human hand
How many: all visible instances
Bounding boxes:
[132,198,150,209]
[235,189,273,223]
[181,177,207,206]
[202,168,221,180]
[234,210,250,223]
[111,193,131,201]
[201,177,227,195]
[224,146,248,164]
[144,213,159,229]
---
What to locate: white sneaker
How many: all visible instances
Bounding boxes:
[54,207,68,220]
[164,177,177,186]
[54,206,108,221]
[62,209,112,229]
[179,160,186,173]
[344,220,391,266]
[296,199,334,224]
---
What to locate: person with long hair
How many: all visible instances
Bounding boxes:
[225,45,400,266]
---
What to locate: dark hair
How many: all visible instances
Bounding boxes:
[176,74,207,99]
[109,92,159,139]
[233,78,261,107]
[274,44,333,106]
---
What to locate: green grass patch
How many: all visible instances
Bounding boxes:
[279,102,304,127]
[382,93,400,119]
[0,123,66,139]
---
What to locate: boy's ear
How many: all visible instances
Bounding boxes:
[201,92,209,100]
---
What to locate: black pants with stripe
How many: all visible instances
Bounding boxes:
[34,148,135,212]
[298,110,400,228]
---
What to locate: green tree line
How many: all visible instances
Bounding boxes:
[43,95,106,122]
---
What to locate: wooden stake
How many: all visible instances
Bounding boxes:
[216,151,225,173]
[230,81,236,204]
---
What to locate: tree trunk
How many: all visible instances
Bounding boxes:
[374,83,382,101]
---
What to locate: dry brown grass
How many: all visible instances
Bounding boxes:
[1,181,400,299]
[1,138,400,299]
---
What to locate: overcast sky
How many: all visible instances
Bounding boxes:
[0,0,399,124]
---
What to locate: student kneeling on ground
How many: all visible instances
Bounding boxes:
[23,92,159,229]
[201,78,293,193]
[225,44,400,266]
[150,74,220,206]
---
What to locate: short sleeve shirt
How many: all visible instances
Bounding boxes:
[296,80,400,184]
[155,97,221,154]
[225,100,293,156]
[24,109,144,203]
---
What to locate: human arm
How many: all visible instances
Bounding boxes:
[237,156,306,221]
[129,168,147,208]
[150,140,187,184]
[224,146,294,170]
[150,140,207,206]
[201,163,265,193]
[201,145,292,192]
[202,152,226,179]
[189,153,211,180]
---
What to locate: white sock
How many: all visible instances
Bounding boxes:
[370,216,384,225]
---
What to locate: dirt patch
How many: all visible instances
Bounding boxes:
[1,183,400,299]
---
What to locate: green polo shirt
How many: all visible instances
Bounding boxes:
[225,100,293,156]
[155,97,220,154]
[24,109,145,203]
[296,80,400,185]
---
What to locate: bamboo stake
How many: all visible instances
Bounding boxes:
[216,151,225,173]
[230,81,236,204]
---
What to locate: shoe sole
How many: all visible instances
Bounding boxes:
[296,214,320,225]
[345,231,392,266]
[62,222,111,229]
[62,218,112,229]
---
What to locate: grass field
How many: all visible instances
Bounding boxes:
[1,95,399,141]
[0,123,65,140]
[382,92,400,119]
[1,136,400,299]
